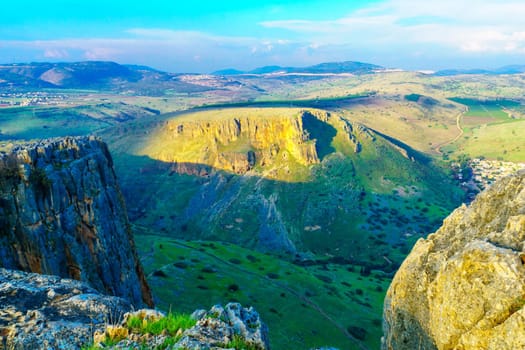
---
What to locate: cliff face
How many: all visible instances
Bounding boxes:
[154,109,323,175]
[383,170,525,350]
[0,136,152,307]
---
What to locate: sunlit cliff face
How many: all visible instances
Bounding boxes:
[138,108,335,182]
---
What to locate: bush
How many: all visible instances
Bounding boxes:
[229,258,242,265]
[221,335,262,350]
[227,283,240,292]
[153,270,168,278]
[173,261,188,269]
[266,272,279,279]
[29,167,51,192]
[347,325,367,340]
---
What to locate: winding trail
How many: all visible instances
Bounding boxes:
[432,107,467,155]
[136,227,370,350]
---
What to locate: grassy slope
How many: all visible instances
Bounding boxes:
[135,232,389,350]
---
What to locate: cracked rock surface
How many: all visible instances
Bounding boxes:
[0,268,133,350]
[383,170,525,350]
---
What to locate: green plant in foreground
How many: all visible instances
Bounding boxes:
[126,312,197,337]
[82,312,196,349]
[221,335,261,350]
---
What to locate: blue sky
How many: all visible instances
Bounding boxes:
[1,0,524,72]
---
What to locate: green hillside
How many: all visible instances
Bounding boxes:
[135,231,390,350]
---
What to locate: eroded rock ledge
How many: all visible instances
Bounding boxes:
[383,170,525,350]
[0,268,269,350]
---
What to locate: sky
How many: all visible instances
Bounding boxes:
[1,0,524,73]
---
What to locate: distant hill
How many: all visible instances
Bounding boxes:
[212,68,245,75]
[0,61,241,94]
[213,61,383,75]
[0,61,141,88]
[434,65,525,76]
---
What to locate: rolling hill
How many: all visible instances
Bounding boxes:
[213,61,384,75]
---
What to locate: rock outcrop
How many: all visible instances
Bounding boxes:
[0,268,269,349]
[382,170,525,350]
[0,136,152,307]
[179,303,269,349]
[0,268,133,349]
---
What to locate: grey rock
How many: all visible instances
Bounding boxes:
[0,271,270,350]
[0,268,133,350]
[176,303,269,350]
[0,136,152,307]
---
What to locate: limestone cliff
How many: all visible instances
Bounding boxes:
[382,170,525,350]
[148,109,324,176]
[0,136,153,307]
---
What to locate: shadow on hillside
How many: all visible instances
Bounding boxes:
[368,128,432,165]
[302,111,336,159]
[110,149,460,275]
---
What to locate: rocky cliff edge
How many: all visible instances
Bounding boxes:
[0,268,269,349]
[0,136,152,307]
[382,170,525,350]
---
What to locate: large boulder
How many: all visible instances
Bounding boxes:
[383,170,525,350]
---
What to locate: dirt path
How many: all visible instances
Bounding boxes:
[432,107,467,155]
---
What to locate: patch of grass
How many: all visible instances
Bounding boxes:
[126,312,196,337]
[220,334,262,350]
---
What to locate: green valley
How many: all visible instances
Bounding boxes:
[1,61,524,349]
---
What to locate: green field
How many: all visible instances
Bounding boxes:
[0,106,108,140]
[443,98,525,161]
[449,97,519,119]
[135,231,390,350]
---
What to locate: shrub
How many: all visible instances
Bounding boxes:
[201,266,217,273]
[221,334,262,350]
[29,167,51,192]
[229,258,242,265]
[173,261,188,269]
[347,326,367,340]
[228,283,240,292]
[153,270,168,278]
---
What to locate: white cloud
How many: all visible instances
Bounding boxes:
[260,0,525,55]
[43,48,69,59]
[84,47,120,60]
[0,31,311,72]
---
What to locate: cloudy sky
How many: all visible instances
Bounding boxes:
[1,0,524,72]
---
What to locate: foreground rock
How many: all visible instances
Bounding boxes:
[0,136,152,306]
[178,303,269,349]
[0,268,132,349]
[383,170,525,350]
[0,268,269,349]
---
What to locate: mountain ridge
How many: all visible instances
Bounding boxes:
[213,60,384,75]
